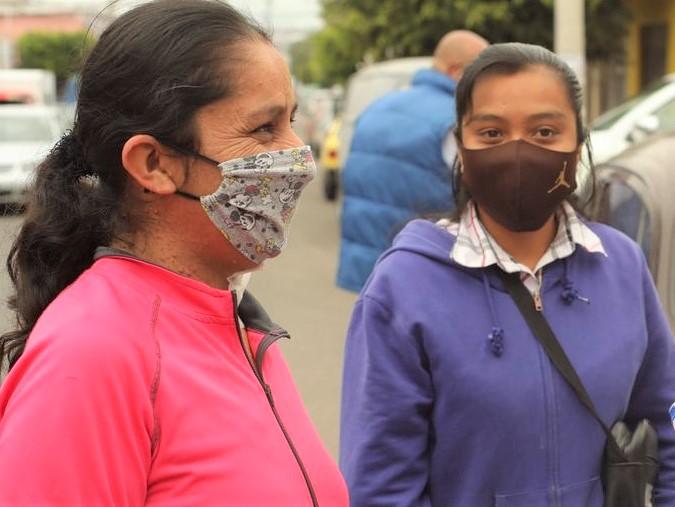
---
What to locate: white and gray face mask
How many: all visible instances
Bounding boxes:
[176,145,316,264]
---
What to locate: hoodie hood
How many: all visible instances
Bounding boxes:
[379,219,506,289]
[386,219,456,263]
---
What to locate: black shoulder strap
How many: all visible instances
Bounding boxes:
[497,269,626,460]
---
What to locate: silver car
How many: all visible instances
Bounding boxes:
[0,105,62,208]
[587,132,675,329]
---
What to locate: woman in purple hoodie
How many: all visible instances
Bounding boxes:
[340,43,675,506]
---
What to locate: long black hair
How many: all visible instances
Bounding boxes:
[451,42,595,219]
[0,0,270,369]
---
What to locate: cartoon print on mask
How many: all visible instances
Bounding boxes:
[255,238,280,256]
[201,145,316,264]
[239,213,256,231]
[257,176,274,206]
[290,148,311,172]
[279,176,306,205]
[244,184,260,197]
[265,238,282,255]
[230,193,253,208]
[254,152,274,171]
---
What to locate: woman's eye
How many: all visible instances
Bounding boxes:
[290,114,297,125]
[536,127,556,138]
[480,129,501,139]
[253,123,274,134]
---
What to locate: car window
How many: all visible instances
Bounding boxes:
[344,74,412,119]
[592,77,674,130]
[0,115,57,142]
[653,97,675,133]
[597,178,653,261]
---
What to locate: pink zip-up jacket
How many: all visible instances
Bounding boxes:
[0,251,348,506]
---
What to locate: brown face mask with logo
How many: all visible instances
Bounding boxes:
[460,140,579,232]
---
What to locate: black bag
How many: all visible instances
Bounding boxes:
[498,270,659,507]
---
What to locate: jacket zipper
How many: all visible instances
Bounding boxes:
[231,293,319,507]
[532,270,560,506]
[533,270,544,312]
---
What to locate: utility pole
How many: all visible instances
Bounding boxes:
[554,0,586,91]
[0,8,12,69]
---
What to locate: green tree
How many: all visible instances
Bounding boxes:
[17,31,94,91]
[292,0,630,86]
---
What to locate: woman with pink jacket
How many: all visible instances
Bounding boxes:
[0,1,347,505]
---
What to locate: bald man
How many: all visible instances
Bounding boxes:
[337,30,488,292]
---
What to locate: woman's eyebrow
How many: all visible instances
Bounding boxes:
[466,111,566,124]
[465,113,504,125]
[248,102,298,119]
[526,111,566,121]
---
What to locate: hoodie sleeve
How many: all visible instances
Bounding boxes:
[0,320,156,506]
[340,295,433,507]
[624,255,675,505]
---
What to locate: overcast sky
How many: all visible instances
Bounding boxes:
[32,0,323,34]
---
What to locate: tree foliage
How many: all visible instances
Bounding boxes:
[291,0,631,86]
[17,31,94,90]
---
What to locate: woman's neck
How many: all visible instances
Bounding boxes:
[476,206,557,271]
[111,227,248,291]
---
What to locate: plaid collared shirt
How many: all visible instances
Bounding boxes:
[439,200,607,297]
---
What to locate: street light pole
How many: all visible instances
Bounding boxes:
[554,0,586,91]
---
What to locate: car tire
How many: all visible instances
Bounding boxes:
[324,171,339,201]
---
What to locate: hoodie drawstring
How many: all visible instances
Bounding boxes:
[482,260,590,358]
[482,271,505,357]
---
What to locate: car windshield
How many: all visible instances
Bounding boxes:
[0,114,56,142]
[344,74,413,119]
[592,77,674,130]
[596,178,653,262]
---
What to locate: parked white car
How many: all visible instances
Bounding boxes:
[0,105,62,207]
[590,74,675,163]
[338,57,432,163]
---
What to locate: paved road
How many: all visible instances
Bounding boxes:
[0,172,357,459]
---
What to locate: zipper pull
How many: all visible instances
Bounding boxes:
[533,270,544,312]
[264,384,275,408]
[533,290,543,312]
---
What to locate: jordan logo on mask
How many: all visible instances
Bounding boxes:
[547,161,572,194]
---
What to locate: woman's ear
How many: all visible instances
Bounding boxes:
[121,135,187,194]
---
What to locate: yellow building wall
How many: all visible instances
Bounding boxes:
[626,0,675,96]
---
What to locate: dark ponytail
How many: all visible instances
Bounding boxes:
[2,130,120,366]
[1,0,269,369]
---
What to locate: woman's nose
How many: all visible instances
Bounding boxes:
[281,127,305,149]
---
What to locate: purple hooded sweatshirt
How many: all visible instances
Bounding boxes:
[340,219,675,507]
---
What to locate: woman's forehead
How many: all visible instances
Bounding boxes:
[468,68,574,118]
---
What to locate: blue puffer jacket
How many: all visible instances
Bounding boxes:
[337,69,457,292]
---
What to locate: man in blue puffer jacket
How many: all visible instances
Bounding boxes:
[337,30,488,292]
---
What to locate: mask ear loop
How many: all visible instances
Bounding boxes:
[175,190,201,201]
[151,137,221,201]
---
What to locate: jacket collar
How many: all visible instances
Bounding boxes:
[93,247,286,334]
